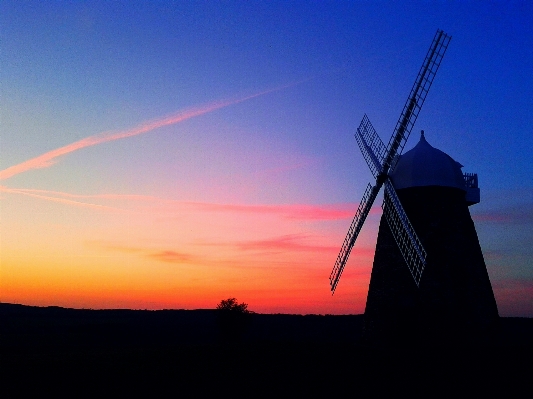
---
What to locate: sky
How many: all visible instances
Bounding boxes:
[1,1,532,316]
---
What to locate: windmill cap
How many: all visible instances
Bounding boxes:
[390,132,466,191]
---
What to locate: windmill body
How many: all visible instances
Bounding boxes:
[364,134,499,344]
[329,30,499,345]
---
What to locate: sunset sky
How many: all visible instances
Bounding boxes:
[1,1,532,316]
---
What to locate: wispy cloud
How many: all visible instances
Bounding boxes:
[198,233,375,257]
[0,185,124,212]
[492,277,533,316]
[1,185,377,220]
[87,241,196,265]
[85,241,145,254]
[0,84,296,181]
[184,202,367,220]
[472,203,533,224]
[482,250,506,262]
[234,234,339,253]
[492,276,533,291]
[148,250,195,264]
[0,186,161,204]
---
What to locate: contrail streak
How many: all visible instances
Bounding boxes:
[0,186,124,212]
[0,84,295,180]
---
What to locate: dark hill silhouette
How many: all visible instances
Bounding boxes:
[1,303,531,397]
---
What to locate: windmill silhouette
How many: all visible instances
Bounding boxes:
[330,30,499,344]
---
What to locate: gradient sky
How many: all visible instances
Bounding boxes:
[1,1,532,316]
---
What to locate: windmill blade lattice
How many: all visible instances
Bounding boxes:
[383,29,451,174]
[382,180,427,286]
[330,29,450,294]
[329,183,380,293]
[355,115,387,179]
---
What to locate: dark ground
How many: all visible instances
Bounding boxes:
[1,303,532,397]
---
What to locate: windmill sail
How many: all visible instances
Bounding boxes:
[382,180,427,286]
[329,183,380,293]
[384,29,451,174]
[356,117,429,287]
[330,29,450,294]
[330,117,387,294]
[355,115,387,179]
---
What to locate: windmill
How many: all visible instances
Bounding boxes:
[330,30,499,344]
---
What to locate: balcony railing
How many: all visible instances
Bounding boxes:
[463,172,478,189]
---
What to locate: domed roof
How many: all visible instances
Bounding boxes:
[390,132,466,191]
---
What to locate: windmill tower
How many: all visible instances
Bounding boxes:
[330,30,499,345]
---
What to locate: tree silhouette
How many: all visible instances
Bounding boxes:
[216,298,252,341]
[216,298,249,314]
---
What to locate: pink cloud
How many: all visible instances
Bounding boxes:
[0,185,124,212]
[184,201,381,220]
[1,187,158,201]
[88,241,196,265]
[234,234,339,253]
[2,185,378,220]
[148,250,195,264]
[492,277,533,291]
[1,185,383,222]
[85,241,144,253]
[492,277,533,317]
[199,233,375,258]
[482,250,505,261]
[0,84,294,181]
[472,203,533,224]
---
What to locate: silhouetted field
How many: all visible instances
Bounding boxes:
[1,303,531,396]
